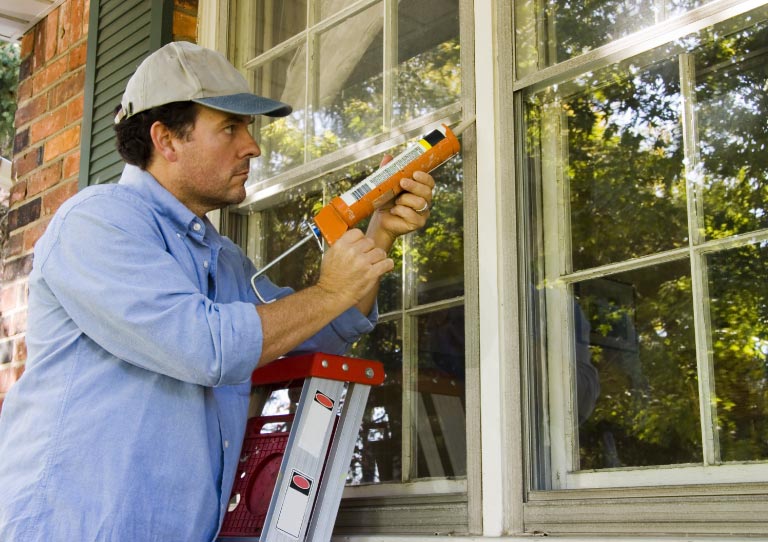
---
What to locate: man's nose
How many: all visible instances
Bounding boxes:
[242,130,261,158]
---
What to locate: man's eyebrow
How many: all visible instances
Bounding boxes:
[222,114,254,125]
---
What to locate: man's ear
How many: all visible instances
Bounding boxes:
[149,121,179,163]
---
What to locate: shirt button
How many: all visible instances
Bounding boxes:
[224,440,230,448]
[193,223,202,232]
[203,260,209,269]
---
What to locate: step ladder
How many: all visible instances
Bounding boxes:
[218,352,385,542]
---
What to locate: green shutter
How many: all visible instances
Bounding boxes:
[78,0,173,188]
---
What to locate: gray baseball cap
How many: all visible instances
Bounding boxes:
[114,41,292,123]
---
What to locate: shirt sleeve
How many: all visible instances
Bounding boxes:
[36,191,262,387]
[247,266,378,357]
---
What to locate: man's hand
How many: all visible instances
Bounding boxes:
[256,228,393,365]
[366,155,436,251]
[316,229,394,307]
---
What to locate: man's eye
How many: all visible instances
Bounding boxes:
[224,125,235,134]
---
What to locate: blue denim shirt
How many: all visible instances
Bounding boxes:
[0,165,376,542]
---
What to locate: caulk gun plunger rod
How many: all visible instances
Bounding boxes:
[251,231,316,281]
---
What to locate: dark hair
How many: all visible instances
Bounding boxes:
[113,101,199,169]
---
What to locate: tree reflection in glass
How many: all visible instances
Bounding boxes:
[348,320,403,483]
[563,58,687,271]
[415,306,466,478]
[574,263,701,469]
[708,245,768,462]
[696,22,768,240]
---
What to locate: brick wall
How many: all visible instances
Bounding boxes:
[0,0,198,409]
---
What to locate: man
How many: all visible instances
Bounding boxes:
[0,42,434,541]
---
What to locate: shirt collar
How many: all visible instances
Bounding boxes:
[118,164,209,239]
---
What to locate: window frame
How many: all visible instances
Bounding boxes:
[512,0,768,535]
[202,0,482,534]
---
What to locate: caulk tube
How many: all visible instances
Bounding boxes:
[313,124,461,244]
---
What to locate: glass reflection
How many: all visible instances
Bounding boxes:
[313,3,385,154]
[413,150,464,305]
[696,22,768,240]
[395,0,461,124]
[707,244,768,462]
[573,261,701,469]
[529,56,688,271]
[231,0,307,60]
[415,307,466,478]
[515,0,713,75]
[250,47,307,183]
[261,186,323,291]
[348,320,403,483]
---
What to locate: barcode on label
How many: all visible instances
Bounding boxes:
[340,143,427,207]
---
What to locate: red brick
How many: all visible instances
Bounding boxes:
[20,31,35,58]
[16,78,32,102]
[70,0,85,42]
[15,94,48,127]
[14,337,27,364]
[63,150,81,179]
[9,182,27,206]
[175,0,199,12]
[43,180,78,216]
[44,8,59,61]
[0,316,10,341]
[33,23,46,71]
[68,41,87,71]
[7,198,41,231]
[57,1,72,53]
[44,126,80,162]
[1,283,21,312]
[50,70,85,109]
[66,94,84,124]
[32,55,68,95]
[14,148,42,178]
[0,364,24,393]
[27,162,62,197]
[30,106,68,144]
[82,0,90,36]
[3,255,34,283]
[3,233,23,259]
[23,218,51,252]
[173,11,198,41]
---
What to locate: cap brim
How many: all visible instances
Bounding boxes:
[192,93,293,117]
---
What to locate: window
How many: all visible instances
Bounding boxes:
[223,1,473,531]
[517,0,768,533]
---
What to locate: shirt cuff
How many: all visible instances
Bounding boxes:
[330,301,378,343]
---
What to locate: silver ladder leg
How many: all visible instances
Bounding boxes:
[259,375,345,542]
[305,382,371,542]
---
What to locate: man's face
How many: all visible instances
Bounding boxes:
[171,106,261,216]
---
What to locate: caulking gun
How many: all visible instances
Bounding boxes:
[250,116,476,303]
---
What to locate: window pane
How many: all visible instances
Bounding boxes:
[312,3,385,155]
[348,319,403,483]
[232,0,306,57]
[414,151,464,305]
[395,0,461,124]
[573,261,702,470]
[260,186,323,290]
[708,244,768,462]
[415,307,466,478]
[515,0,715,76]
[529,57,688,272]
[250,47,307,182]
[318,0,355,19]
[696,22,768,240]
